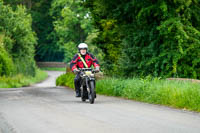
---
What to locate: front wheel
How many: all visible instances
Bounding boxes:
[88,81,95,104]
[81,92,86,102]
[81,86,87,102]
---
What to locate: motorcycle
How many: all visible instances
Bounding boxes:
[79,68,97,104]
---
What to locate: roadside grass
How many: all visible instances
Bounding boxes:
[40,67,66,71]
[56,73,200,112]
[96,77,200,112]
[0,69,48,88]
[56,72,75,89]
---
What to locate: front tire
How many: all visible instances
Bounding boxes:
[81,86,87,102]
[89,81,95,104]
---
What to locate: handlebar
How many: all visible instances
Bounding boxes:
[78,68,99,73]
[78,68,92,71]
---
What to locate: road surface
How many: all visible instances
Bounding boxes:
[0,71,200,133]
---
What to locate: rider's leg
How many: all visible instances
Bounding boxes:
[74,74,81,97]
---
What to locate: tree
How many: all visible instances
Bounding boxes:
[4,0,65,62]
[0,0,37,76]
[52,0,94,62]
[85,0,200,79]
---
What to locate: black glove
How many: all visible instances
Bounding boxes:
[73,69,80,74]
[94,67,100,73]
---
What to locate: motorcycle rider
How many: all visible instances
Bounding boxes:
[70,43,100,97]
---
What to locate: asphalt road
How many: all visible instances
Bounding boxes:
[0,71,200,133]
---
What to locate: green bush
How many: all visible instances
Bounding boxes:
[0,1,37,76]
[0,69,48,88]
[14,58,36,76]
[56,72,75,88]
[0,43,14,76]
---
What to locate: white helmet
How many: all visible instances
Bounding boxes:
[78,43,88,50]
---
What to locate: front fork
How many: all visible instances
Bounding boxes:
[86,78,90,93]
[85,77,95,94]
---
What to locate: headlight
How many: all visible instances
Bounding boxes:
[85,71,92,76]
[90,74,94,77]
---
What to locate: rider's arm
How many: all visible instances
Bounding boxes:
[70,54,79,71]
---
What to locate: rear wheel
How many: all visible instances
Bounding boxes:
[88,81,95,104]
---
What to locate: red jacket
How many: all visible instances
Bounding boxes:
[70,53,100,71]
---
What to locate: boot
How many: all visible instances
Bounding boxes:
[76,90,81,97]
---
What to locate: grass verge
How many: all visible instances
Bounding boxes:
[40,67,66,71]
[56,72,75,88]
[56,73,200,112]
[0,69,48,88]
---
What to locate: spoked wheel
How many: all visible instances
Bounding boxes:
[81,86,87,102]
[81,87,86,102]
[88,81,95,104]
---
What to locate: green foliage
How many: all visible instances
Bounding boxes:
[94,19,122,75]
[5,0,65,62]
[0,1,37,76]
[0,69,47,88]
[85,31,105,67]
[85,0,200,79]
[31,0,65,62]
[63,41,77,63]
[3,0,102,65]
[56,72,75,88]
[3,0,200,79]
[96,77,200,112]
[56,72,200,112]
[52,0,95,62]
[0,36,14,76]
